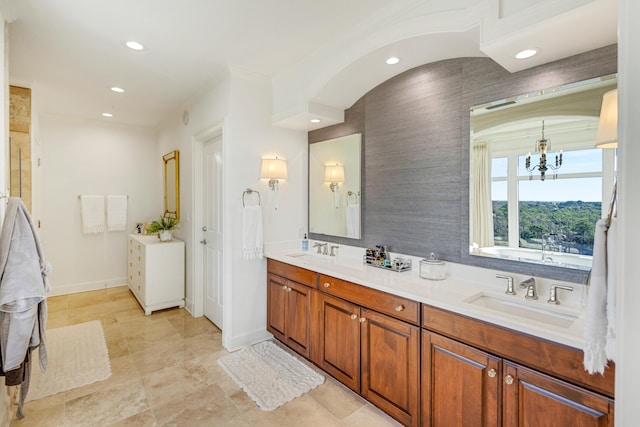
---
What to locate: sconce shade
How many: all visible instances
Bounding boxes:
[324,164,345,183]
[260,158,288,180]
[595,89,618,148]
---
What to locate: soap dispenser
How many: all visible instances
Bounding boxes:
[302,233,309,251]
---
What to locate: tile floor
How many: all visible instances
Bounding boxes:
[10,286,402,426]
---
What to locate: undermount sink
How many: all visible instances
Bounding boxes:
[464,292,580,328]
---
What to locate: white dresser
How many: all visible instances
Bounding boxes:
[127,234,185,315]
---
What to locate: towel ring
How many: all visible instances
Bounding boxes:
[242,188,261,207]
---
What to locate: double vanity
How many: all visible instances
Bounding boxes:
[266,248,614,427]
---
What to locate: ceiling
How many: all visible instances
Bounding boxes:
[7,0,617,130]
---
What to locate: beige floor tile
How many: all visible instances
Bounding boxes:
[11,393,65,426]
[130,340,196,375]
[338,404,404,427]
[107,409,158,427]
[142,360,214,408]
[65,380,149,426]
[63,356,139,401]
[152,383,240,426]
[238,394,340,427]
[183,329,223,357]
[308,377,366,421]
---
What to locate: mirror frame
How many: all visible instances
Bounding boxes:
[163,150,180,220]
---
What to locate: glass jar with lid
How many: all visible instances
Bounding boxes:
[420,253,445,280]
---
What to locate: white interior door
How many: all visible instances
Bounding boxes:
[202,136,223,328]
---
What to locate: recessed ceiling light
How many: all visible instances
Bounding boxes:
[111,87,125,93]
[386,56,400,65]
[515,49,537,59]
[102,113,113,117]
[310,118,321,123]
[126,41,144,51]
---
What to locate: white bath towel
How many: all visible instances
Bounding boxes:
[605,218,617,361]
[80,195,105,234]
[242,205,263,260]
[107,195,128,231]
[346,204,359,238]
[583,218,617,374]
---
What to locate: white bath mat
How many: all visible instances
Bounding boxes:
[27,320,112,402]
[217,340,324,411]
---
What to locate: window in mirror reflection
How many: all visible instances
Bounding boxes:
[470,74,617,271]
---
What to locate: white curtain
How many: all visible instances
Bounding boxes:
[472,142,494,248]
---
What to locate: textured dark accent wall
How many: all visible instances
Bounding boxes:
[309,45,617,283]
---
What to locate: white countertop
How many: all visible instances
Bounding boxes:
[266,243,587,351]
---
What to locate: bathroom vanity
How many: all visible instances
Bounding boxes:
[127,234,185,315]
[266,254,614,427]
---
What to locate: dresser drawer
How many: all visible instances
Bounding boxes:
[267,259,317,288]
[319,274,419,325]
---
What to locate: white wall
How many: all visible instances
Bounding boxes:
[38,115,160,295]
[616,0,638,424]
[157,68,307,351]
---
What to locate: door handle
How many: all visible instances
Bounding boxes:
[200,239,207,244]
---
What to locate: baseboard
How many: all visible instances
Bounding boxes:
[223,328,273,352]
[48,278,127,296]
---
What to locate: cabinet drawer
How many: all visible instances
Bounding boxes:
[319,274,419,325]
[267,259,317,288]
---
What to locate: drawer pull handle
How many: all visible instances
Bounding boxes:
[359,317,367,323]
[350,314,358,320]
[504,375,514,385]
[323,282,331,288]
[395,304,405,312]
[487,369,497,378]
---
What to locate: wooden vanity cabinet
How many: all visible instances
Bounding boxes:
[266,259,317,358]
[314,275,420,427]
[421,304,615,427]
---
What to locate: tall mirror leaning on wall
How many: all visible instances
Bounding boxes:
[469,74,617,272]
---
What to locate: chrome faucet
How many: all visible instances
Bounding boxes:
[520,277,538,300]
[313,242,328,255]
[496,274,516,295]
[330,245,339,257]
[547,285,573,304]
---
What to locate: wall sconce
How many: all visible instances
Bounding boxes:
[595,89,618,149]
[324,164,344,208]
[260,157,287,210]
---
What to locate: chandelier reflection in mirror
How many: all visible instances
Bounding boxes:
[525,120,563,181]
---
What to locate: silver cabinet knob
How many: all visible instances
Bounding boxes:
[487,369,497,378]
[359,317,367,323]
[504,375,514,385]
[395,304,405,312]
[200,239,207,244]
[350,314,358,320]
[323,282,331,288]
[202,226,208,231]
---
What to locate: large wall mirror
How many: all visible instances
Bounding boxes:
[163,150,180,219]
[469,74,617,272]
[309,133,361,239]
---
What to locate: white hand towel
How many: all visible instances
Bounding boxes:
[80,195,105,234]
[605,217,617,361]
[583,218,610,374]
[107,195,128,232]
[346,204,360,238]
[242,205,263,260]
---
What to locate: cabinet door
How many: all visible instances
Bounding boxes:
[312,292,361,391]
[422,331,500,427]
[267,274,287,342]
[361,308,420,427]
[503,362,614,427]
[284,280,312,358]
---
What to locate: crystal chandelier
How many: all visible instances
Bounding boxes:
[525,120,563,181]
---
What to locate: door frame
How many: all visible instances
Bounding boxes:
[191,123,225,319]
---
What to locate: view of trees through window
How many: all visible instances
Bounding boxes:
[491,148,604,257]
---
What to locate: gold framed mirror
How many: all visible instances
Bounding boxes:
[163,150,180,219]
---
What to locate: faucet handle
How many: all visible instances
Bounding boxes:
[547,285,573,305]
[496,274,515,295]
[520,277,536,289]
